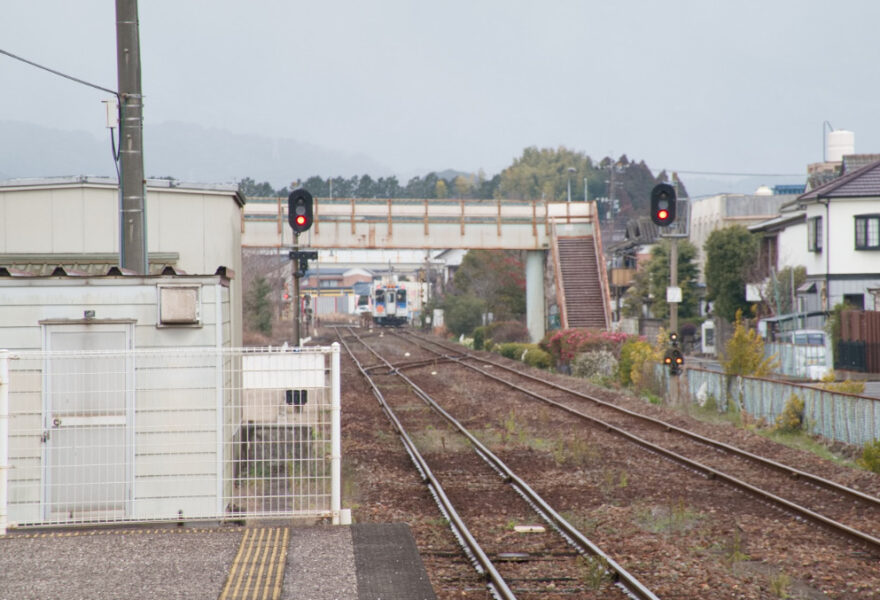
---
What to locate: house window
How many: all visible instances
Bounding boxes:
[807,216,823,252]
[855,214,880,250]
[843,293,865,310]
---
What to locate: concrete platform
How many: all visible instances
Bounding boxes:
[0,523,436,600]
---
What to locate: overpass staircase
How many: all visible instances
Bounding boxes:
[552,231,611,330]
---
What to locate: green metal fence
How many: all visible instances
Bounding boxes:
[679,367,879,447]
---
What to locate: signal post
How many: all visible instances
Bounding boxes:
[651,183,687,402]
[288,189,316,345]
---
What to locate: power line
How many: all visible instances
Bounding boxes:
[669,169,804,178]
[0,47,118,97]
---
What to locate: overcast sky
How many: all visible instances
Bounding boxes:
[2,0,878,184]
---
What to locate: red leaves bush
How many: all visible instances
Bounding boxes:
[542,328,635,366]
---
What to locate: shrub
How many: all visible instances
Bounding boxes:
[774,394,804,433]
[485,321,531,344]
[722,309,777,377]
[571,350,618,379]
[618,338,655,388]
[497,342,528,360]
[443,294,485,337]
[543,328,633,366]
[495,342,551,369]
[858,440,880,474]
[472,326,487,351]
[820,371,866,394]
[523,347,552,369]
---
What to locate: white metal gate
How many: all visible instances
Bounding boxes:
[0,344,341,533]
[43,324,134,522]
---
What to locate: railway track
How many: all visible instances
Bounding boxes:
[393,330,880,558]
[337,326,660,599]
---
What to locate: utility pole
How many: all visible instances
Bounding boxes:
[116,0,147,274]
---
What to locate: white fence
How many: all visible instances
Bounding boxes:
[0,345,341,534]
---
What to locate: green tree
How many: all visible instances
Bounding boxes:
[452,175,472,198]
[238,177,278,198]
[645,239,700,320]
[704,225,759,322]
[245,276,273,336]
[435,179,448,199]
[452,250,526,322]
[499,146,597,202]
[621,239,699,321]
[443,294,485,336]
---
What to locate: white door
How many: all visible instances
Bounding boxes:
[386,291,398,317]
[43,323,134,521]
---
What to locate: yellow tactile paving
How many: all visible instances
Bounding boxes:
[219,527,289,600]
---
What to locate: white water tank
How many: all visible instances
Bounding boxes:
[827,129,855,162]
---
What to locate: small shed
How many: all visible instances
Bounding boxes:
[0,268,235,525]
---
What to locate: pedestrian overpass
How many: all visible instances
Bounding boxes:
[242,197,612,341]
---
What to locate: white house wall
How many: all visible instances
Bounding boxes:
[776,221,806,271]
[805,197,880,276]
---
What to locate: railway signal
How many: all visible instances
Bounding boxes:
[288,188,314,234]
[664,347,684,376]
[650,183,676,226]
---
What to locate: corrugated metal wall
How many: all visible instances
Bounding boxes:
[840,310,880,373]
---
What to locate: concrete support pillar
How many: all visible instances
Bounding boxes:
[525,250,545,343]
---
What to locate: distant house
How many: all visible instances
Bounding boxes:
[689,191,788,281]
[751,158,880,326]
[298,267,373,316]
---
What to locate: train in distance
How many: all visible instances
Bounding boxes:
[357,279,427,327]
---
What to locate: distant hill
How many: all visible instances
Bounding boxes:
[0,120,112,180]
[0,120,392,187]
[0,120,801,197]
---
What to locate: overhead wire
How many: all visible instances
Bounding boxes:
[0,47,118,97]
[1,46,122,181]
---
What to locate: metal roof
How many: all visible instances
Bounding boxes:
[748,211,806,233]
[0,176,246,207]
[0,264,234,280]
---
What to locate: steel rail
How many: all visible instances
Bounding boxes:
[336,329,517,600]
[396,331,880,556]
[401,331,880,509]
[342,327,661,600]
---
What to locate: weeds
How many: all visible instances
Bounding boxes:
[769,572,792,598]
[550,437,598,466]
[638,498,702,534]
[576,554,611,590]
[773,394,804,433]
[723,529,750,565]
[858,439,880,473]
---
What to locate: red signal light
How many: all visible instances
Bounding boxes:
[650,183,677,226]
[295,215,307,227]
